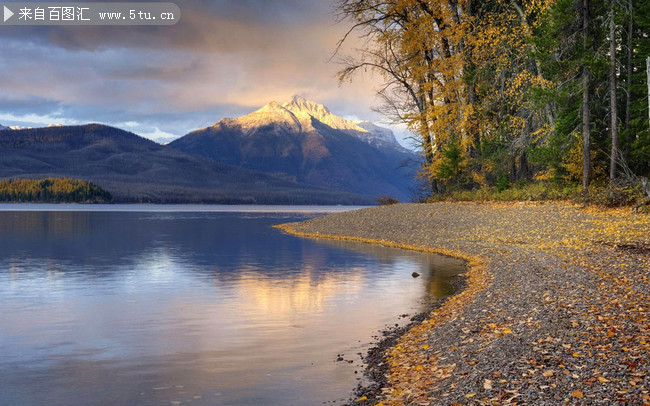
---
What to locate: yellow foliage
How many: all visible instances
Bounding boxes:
[341,0,560,185]
[562,137,605,182]
[472,172,488,188]
[534,168,555,182]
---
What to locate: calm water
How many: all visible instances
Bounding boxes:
[0,206,464,405]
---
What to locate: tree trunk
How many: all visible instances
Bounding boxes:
[647,56,650,128]
[583,0,591,194]
[624,0,633,155]
[519,151,530,180]
[512,0,557,132]
[609,4,619,184]
[583,69,591,193]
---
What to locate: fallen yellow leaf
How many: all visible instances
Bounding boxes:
[483,379,493,390]
[502,328,513,334]
[598,376,610,383]
[570,390,584,398]
[356,396,367,402]
[466,393,476,398]
[542,370,554,377]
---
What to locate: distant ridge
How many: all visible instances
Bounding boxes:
[0,123,376,204]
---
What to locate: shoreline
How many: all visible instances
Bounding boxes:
[276,202,649,405]
[0,203,366,213]
[273,220,491,405]
[350,273,469,405]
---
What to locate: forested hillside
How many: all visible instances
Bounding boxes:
[0,124,376,204]
[337,0,650,203]
[0,178,112,203]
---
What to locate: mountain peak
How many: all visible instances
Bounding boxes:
[211,97,402,148]
[283,95,331,116]
[216,100,302,134]
[282,96,367,134]
[258,100,287,113]
[171,98,417,201]
[282,97,402,147]
[353,120,401,147]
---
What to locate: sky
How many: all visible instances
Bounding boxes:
[0,0,413,145]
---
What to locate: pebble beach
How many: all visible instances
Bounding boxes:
[277,202,649,405]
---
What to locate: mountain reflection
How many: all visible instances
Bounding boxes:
[234,270,365,315]
[0,211,463,312]
[0,211,93,237]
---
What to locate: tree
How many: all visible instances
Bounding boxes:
[336,0,649,199]
[336,0,473,193]
[582,0,592,193]
[337,0,555,189]
[0,178,112,203]
[624,0,633,157]
[620,0,650,177]
[608,0,619,184]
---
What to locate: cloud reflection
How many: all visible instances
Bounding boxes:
[0,211,464,405]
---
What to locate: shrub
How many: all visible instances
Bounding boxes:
[377,196,399,205]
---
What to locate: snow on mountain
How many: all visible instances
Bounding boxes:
[0,124,35,130]
[352,120,401,148]
[214,100,302,135]
[282,96,404,149]
[282,96,367,133]
[209,95,403,150]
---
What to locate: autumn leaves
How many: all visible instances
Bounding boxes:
[279,202,649,404]
[336,0,650,196]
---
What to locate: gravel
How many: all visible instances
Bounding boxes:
[278,202,650,405]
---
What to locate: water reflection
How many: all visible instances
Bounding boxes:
[315,239,464,299]
[0,210,464,406]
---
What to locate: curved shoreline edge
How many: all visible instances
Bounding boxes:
[274,202,649,405]
[273,221,493,405]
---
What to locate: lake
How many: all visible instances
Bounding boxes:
[0,205,465,405]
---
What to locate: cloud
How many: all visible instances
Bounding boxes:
[0,0,392,141]
[3,0,342,53]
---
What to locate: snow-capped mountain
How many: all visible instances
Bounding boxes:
[170,96,417,201]
[210,96,404,150]
[0,124,37,131]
